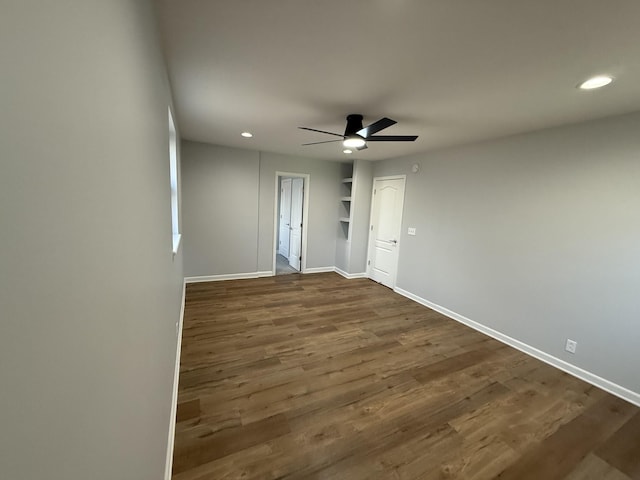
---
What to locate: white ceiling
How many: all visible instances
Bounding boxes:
[156,0,640,161]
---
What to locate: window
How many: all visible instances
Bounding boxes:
[169,107,181,254]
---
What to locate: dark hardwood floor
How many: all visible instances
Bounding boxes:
[172,273,640,479]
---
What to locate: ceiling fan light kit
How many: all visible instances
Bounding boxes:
[343,135,366,148]
[300,114,418,151]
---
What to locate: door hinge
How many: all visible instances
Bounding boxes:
[370,225,373,231]
[374,189,376,195]
[299,256,302,261]
[367,260,371,265]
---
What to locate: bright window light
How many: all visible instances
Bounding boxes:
[168,108,181,255]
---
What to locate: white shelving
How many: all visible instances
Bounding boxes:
[339,166,354,238]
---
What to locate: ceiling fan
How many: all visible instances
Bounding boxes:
[299,114,418,150]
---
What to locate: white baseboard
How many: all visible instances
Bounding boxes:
[394,286,640,408]
[185,271,273,283]
[303,266,336,274]
[185,268,365,281]
[335,268,368,279]
[165,281,186,480]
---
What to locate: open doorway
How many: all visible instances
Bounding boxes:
[274,172,309,275]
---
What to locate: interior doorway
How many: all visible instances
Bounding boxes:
[274,173,309,275]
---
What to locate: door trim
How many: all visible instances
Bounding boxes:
[288,177,304,270]
[278,178,292,257]
[365,175,406,287]
[273,171,310,275]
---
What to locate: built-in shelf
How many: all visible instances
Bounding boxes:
[339,167,354,238]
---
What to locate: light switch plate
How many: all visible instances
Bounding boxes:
[408,227,416,236]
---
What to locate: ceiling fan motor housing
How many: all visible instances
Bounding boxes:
[345,114,364,136]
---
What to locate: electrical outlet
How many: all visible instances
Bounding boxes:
[565,339,577,354]
[408,227,416,236]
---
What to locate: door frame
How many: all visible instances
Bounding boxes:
[365,174,406,287]
[288,177,304,270]
[273,171,310,274]
[278,178,292,257]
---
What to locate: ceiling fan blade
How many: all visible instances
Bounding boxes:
[366,135,418,142]
[302,139,342,146]
[299,127,344,138]
[357,117,397,138]
[356,143,368,151]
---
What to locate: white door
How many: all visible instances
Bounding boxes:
[367,176,405,288]
[288,178,304,270]
[278,178,292,257]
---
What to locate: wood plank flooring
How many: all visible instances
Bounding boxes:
[172,273,640,480]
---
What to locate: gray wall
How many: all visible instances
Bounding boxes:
[181,142,260,276]
[181,143,343,276]
[373,112,640,395]
[258,152,342,271]
[350,159,374,274]
[0,2,184,479]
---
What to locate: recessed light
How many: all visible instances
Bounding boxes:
[578,75,613,90]
[241,132,253,138]
[343,149,353,154]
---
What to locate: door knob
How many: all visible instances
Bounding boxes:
[390,239,398,244]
